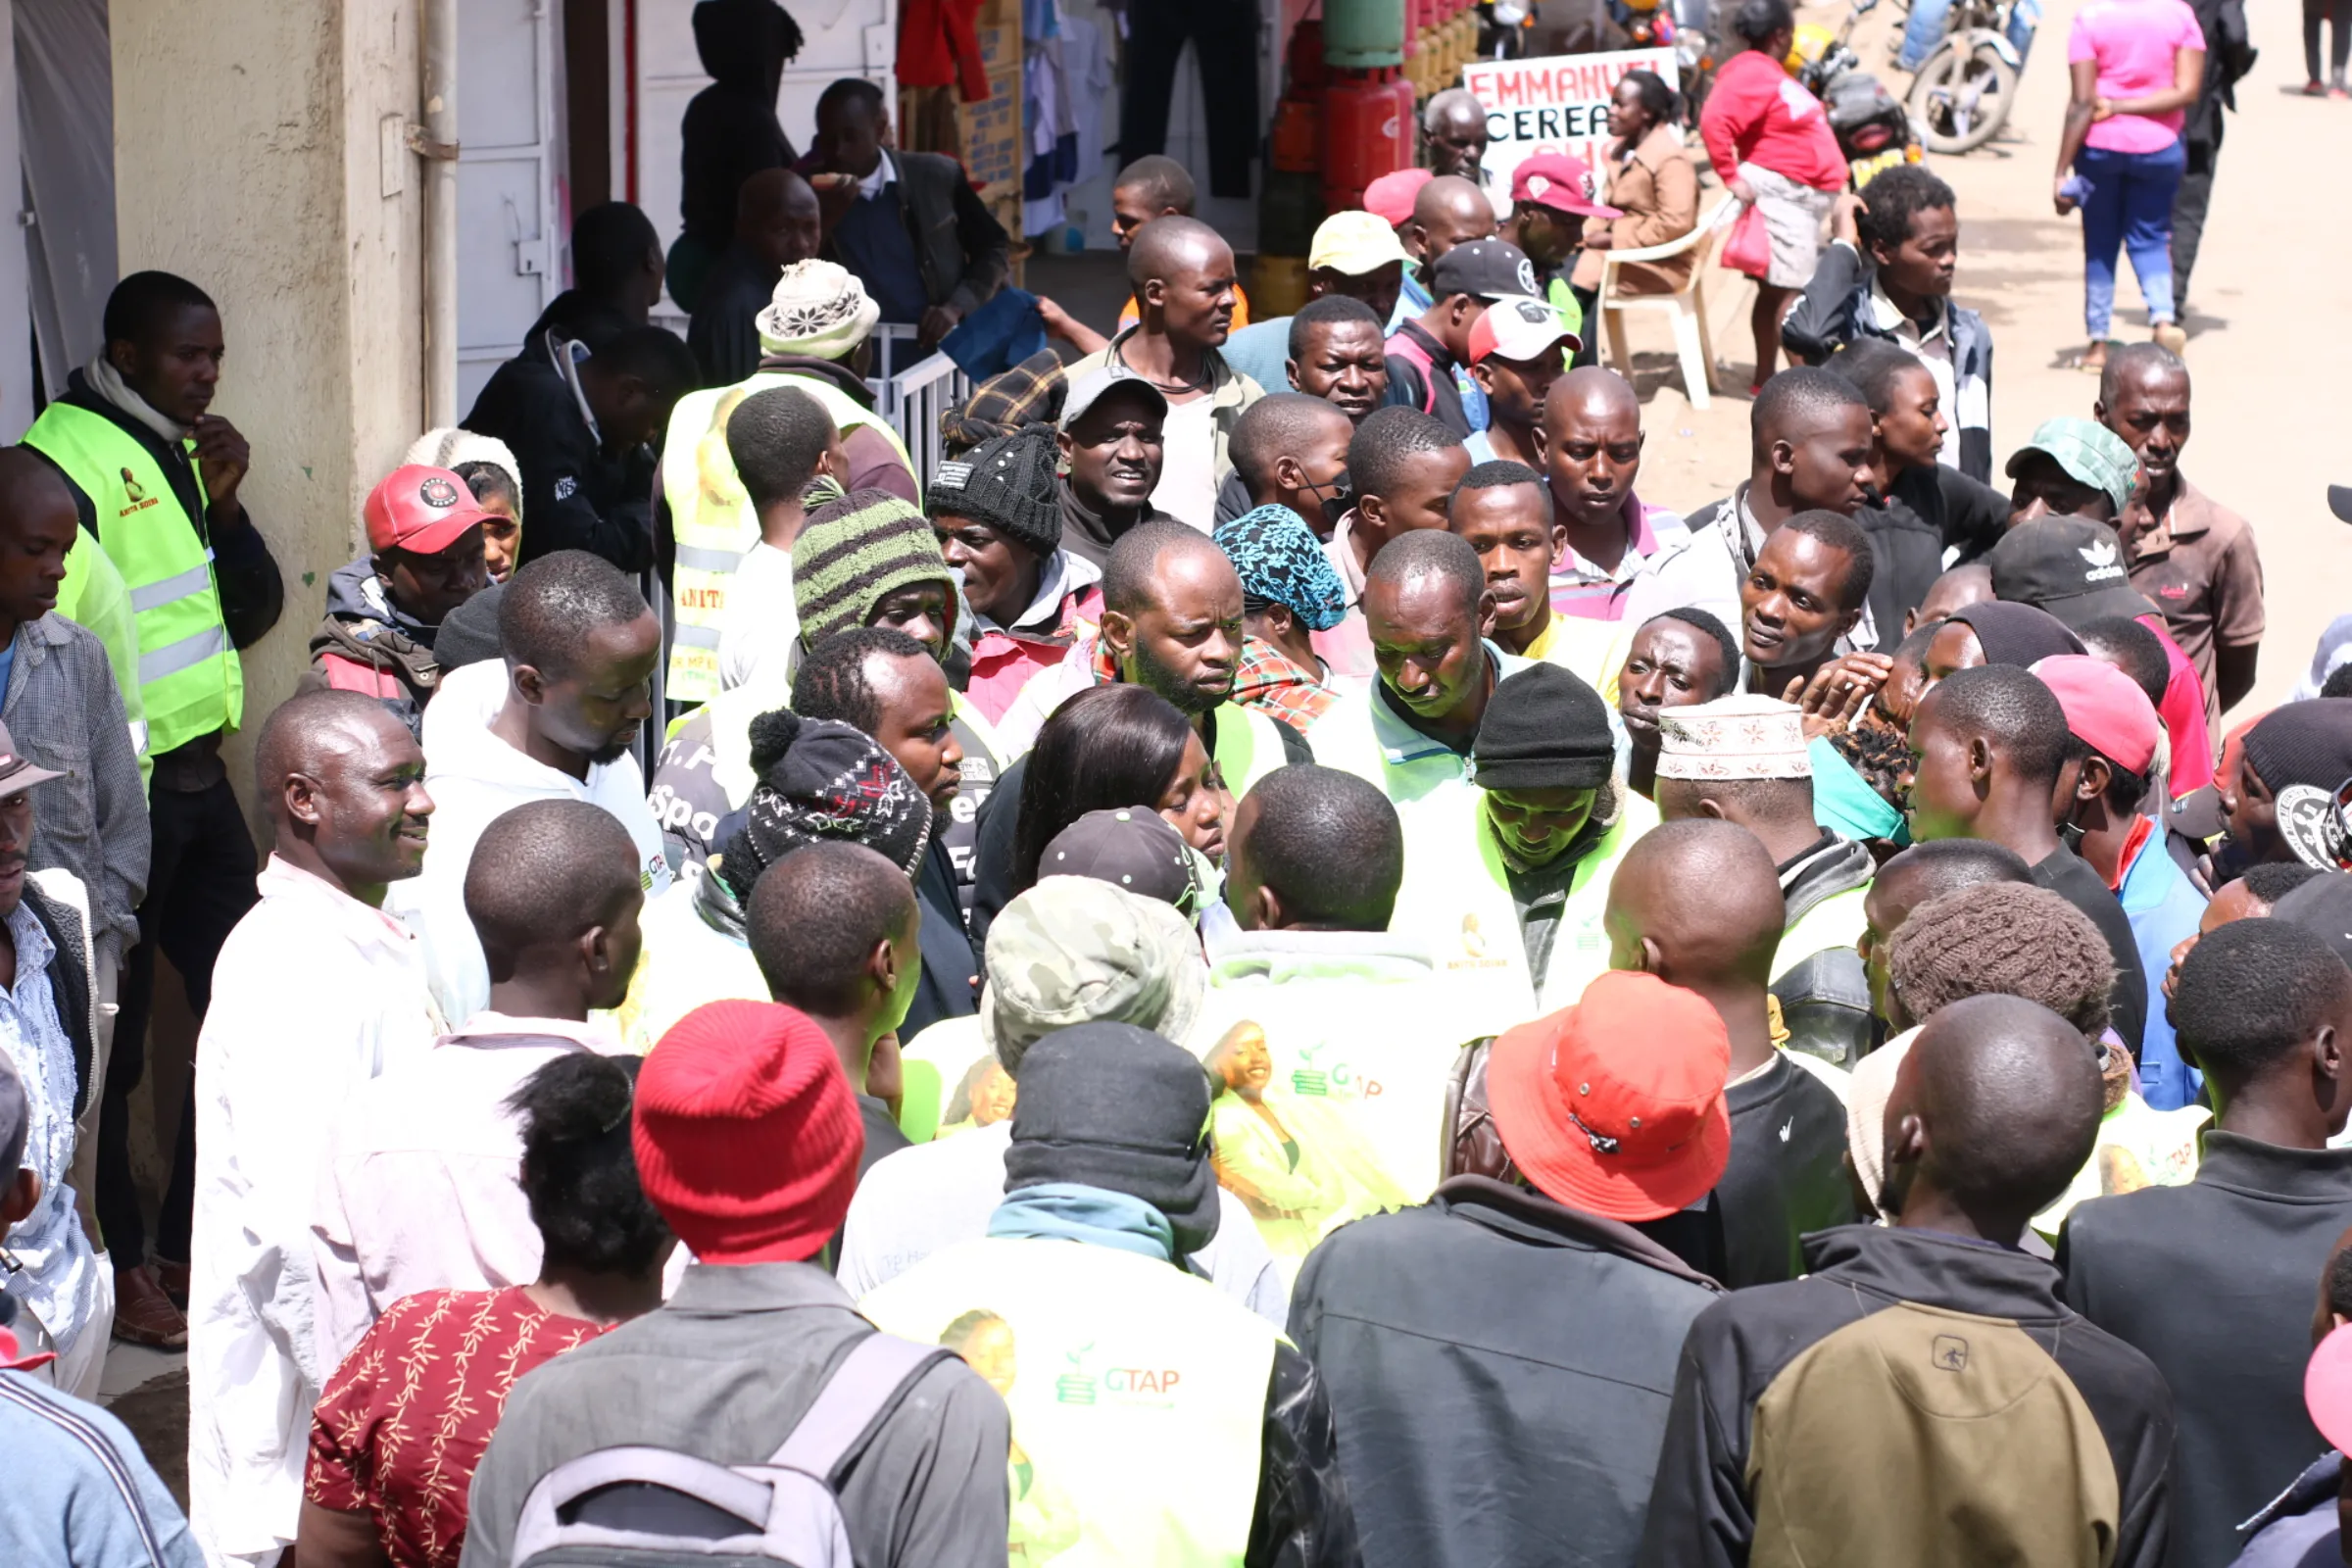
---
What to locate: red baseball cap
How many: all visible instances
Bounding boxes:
[365,465,495,556]
[1488,969,1732,1221]
[1509,152,1621,220]
[1363,169,1435,228]
[2032,654,2160,779]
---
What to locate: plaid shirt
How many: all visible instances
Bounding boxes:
[3,613,147,964]
[940,348,1064,452]
[1228,640,1336,732]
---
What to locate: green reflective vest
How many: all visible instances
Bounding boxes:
[1207,702,1293,799]
[861,1236,1275,1566]
[24,403,241,757]
[54,530,151,786]
[659,372,915,705]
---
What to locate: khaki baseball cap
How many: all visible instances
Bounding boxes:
[1308,211,1413,276]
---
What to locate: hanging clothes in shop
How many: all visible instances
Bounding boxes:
[1026,13,1113,233]
[1117,0,1261,199]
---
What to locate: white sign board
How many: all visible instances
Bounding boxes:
[1463,48,1680,207]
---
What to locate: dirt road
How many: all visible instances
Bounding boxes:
[1626,0,2350,714]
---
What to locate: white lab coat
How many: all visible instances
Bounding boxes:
[186,857,443,1568]
[385,660,671,1025]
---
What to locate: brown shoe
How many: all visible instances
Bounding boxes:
[157,1257,190,1309]
[113,1264,188,1348]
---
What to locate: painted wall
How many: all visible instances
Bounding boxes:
[111,0,425,829]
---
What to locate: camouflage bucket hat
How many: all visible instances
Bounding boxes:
[980,875,1208,1075]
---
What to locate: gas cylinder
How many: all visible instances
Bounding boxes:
[1324,0,1404,69]
[1288,17,1329,92]
[1322,69,1414,214]
[1271,95,1321,173]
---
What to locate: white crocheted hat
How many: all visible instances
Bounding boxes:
[757,260,882,360]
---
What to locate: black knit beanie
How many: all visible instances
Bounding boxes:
[1472,663,1617,792]
[927,424,1061,558]
[717,709,934,902]
[2245,699,2352,796]
[1003,1021,1222,1257]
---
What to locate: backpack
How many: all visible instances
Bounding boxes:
[508,1333,954,1567]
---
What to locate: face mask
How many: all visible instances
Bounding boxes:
[1298,468,1353,533]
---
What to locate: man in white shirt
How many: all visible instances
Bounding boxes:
[388,549,669,1025]
[712,384,847,692]
[186,690,442,1568]
[311,797,644,1369]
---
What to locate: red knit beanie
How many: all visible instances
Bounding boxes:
[633,1000,865,1264]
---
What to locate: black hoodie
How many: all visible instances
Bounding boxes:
[680,0,802,251]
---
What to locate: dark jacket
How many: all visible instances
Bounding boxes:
[519,290,636,365]
[1853,461,2012,639]
[462,336,659,574]
[2229,1450,2340,1568]
[1771,832,1878,1070]
[817,152,1011,320]
[2032,845,2149,1053]
[687,241,780,389]
[1717,1052,1856,1288]
[905,836,979,1043]
[50,369,285,659]
[678,0,799,252]
[1641,1224,2175,1568]
[1781,240,1995,484]
[2184,0,2257,146]
[1250,1345,1358,1568]
[300,557,444,737]
[2060,1133,2352,1568]
[1291,1176,1722,1568]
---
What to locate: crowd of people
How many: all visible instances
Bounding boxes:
[0,18,2345,1568]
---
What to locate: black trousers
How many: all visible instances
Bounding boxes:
[95,774,257,1268]
[1570,284,1602,368]
[2169,131,2221,309]
[1118,0,1260,199]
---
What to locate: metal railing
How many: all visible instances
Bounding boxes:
[864,323,971,487]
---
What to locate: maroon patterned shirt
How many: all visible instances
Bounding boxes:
[306,1287,609,1568]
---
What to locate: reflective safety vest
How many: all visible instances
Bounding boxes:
[1206,701,1293,800]
[24,402,241,757]
[55,530,151,783]
[1392,788,1658,1040]
[659,372,915,705]
[1774,882,1870,981]
[860,1236,1276,1566]
[1199,940,1471,1250]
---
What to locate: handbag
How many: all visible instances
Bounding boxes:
[1721,201,1773,279]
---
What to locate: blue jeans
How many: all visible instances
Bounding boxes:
[1900,0,1952,71]
[2076,139,2185,337]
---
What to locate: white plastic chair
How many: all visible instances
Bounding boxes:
[1596,194,1740,411]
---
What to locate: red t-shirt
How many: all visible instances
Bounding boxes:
[306,1287,610,1568]
[1699,50,1848,192]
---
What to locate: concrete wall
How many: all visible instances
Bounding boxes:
[112,0,425,828]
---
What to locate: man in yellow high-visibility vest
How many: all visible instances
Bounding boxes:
[22,270,285,1348]
[862,1020,1359,1565]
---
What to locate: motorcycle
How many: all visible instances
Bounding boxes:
[1792,2,1921,191]
[1903,0,2029,154]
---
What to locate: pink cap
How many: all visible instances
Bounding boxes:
[1509,152,1621,220]
[2309,1323,2352,1451]
[2032,655,2161,778]
[1363,169,1435,227]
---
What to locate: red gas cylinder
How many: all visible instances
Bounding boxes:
[1322,68,1414,215]
[1271,95,1322,173]
[1287,17,1330,91]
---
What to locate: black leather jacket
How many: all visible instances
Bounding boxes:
[1250,1346,1361,1568]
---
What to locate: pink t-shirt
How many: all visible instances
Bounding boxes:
[2069,0,2207,154]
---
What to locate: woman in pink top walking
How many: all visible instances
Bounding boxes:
[2053,0,2207,371]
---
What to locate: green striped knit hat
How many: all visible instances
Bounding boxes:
[790,485,958,653]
